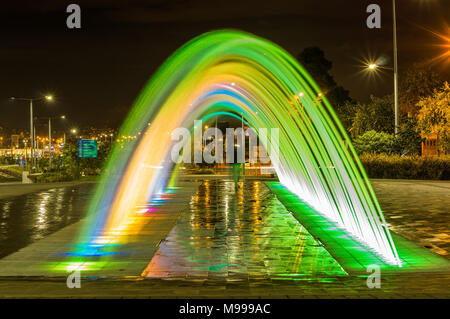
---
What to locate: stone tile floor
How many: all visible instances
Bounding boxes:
[0,182,200,277]
[371,180,450,257]
[143,180,346,279]
[267,181,450,275]
[0,178,449,298]
[0,272,448,298]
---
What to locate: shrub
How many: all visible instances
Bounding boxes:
[0,176,21,183]
[35,171,74,183]
[359,153,450,180]
[353,131,396,155]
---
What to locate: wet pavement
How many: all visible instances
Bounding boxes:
[371,180,450,257]
[143,180,346,280]
[0,178,449,298]
[0,182,201,278]
[0,184,94,258]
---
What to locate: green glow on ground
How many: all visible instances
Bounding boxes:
[267,181,450,274]
[143,180,347,280]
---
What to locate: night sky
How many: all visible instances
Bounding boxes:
[1,0,449,133]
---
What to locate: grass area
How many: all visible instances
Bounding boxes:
[0,165,24,175]
[33,172,100,183]
[0,165,23,182]
[79,175,100,182]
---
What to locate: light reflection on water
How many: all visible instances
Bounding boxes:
[143,180,346,279]
[0,184,94,258]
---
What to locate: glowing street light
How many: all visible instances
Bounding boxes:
[368,63,378,70]
[423,24,450,67]
[9,94,54,170]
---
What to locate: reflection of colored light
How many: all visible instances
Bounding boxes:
[142,180,347,278]
[77,30,400,265]
[137,208,157,214]
[48,261,108,273]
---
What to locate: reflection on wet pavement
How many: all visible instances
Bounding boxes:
[0,184,94,258]
[372,180,450,257]
[143,180,346,280]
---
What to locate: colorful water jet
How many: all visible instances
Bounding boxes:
[77,30,400,265]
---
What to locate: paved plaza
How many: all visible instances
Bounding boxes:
[371,180,450,257]
[0,178,449,298]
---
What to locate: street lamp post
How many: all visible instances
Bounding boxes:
[393,0,399,136]
[48,118,52,169]
[9,95,53,170]
[30,100,33,167]
[35,115,65,169]
[365,0,400,136]
[34,127,37,157]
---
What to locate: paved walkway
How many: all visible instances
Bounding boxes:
[0,178,448,298]
[371,180,450,257]
[268,181,450,275]
[0,182,200,277]
[143,180,346,280]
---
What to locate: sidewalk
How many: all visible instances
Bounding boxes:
[0,178,448,298]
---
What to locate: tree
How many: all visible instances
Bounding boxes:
[394,117,423,156]
[335,100,357,134]
[61,140,80,178]
[61,139,112,177]
[350,95,395,138]
[297,47,352,111]
[417,82,450,154]
[297,47,335,91]
[399,64,443,117]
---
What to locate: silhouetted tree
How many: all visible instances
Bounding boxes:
[399,63,443,117]
[297,47,353,130]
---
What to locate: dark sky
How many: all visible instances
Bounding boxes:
[1,0,449,133]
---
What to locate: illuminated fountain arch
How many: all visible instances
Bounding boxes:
[79,30,401,265]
